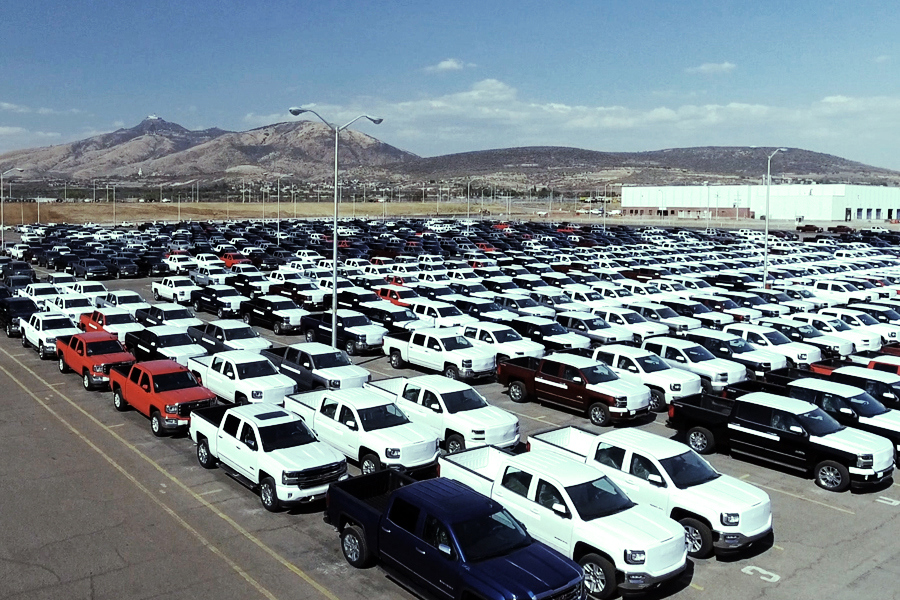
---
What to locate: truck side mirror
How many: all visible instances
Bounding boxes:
[438,543,453,557]
[572,376,583,384]
[345,420,357,430]
[675,355,686,363]
[788,425,805,436]
[429,403,443,413]
[647,474,665,487]
[627,366,639,373]
[839,407,856,417]
[141,384,149,392]
[551,503,570,518]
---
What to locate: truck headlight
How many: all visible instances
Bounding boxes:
[831,345,841,352]
[461,359,472,368]
[385,448,401,459]
[46,337,56,344]
[615,396,627,408]
[720,512,740,526]
[282,471,301,485]
[670,383,681,391]
[472,429,485,440]
[716,373,728,382]
[165,404,178,413]
[93,363,107,374]
[328,379,341,388]
[797,353,808,361]
[857,454,874,469]
[251,390,263,399]
[624,550,646,565]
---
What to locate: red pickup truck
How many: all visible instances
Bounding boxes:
[56,332,136,391]
[109,360,217,436]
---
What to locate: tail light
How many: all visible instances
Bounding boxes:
[435,463,441,477]
[668,404,675,419]
[525,440,531,452]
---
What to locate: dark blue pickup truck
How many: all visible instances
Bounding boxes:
[324,471,584,600]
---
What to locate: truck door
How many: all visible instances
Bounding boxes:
[534,360,566,402]
[621,451,671,513]
[336,405,360,456]
[398,382,427,420]
[204,356,229,397]
[281,348,310,390]
[234,422,260,481]
[379,497,426,579]
[525,478,573,556]
[216,413,243,473]
[415,515,462,599]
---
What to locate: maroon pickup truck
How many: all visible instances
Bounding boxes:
[496,354,652,426]
[57,332,136,391]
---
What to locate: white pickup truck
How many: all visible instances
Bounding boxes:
[188,350,295,405]
[283,388,440,474]
[189,404,348,511]
[383,328,496,380]
[152,276,201,304]
[21,312,80,359]
[438,446,688,600]
[364,375,519,453]
[528,427,773,558]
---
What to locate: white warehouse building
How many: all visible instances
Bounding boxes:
[621,184,900,223]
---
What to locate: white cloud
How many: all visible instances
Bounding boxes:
[424,58,475,73]
[1,101,82,115]
[113,120,125,127]
[686,62,736,75]
[0,102,30,113]
[875,54,890,63]
[0,126,28,135]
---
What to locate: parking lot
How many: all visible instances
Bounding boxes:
[5,253,900,600]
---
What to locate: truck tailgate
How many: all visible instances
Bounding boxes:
[437,446,508,496]
[363,377,405,399]
[528,427,596,460]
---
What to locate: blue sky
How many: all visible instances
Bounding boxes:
[2,0,899,169]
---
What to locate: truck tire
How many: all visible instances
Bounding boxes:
[216,307,226,319]
[589,402,611,427]
[259,477,280,512]
[815,460,850,492]
[341,524,371,568]
[150,410,167,438]
[242,313,252,324]
[446,434,466,454]
[38,342,49,359]
[680,517,713,558]
[360,454,381,475]
[305,329,316,343]
[5,323,13,337]
[21,334,28,348]
[649,389,666,413]
[579,553,616,599]
[443,364,460,380]
[687,426,715,454]
[58,356,69,373]
[273,322,284,335]
[153,290,160,301]
[508,380,529,403]
[235,393,248,406]
[82,371,92,391]
[389,350,404,369]
[700,377,713,393]
[197,438,217,469]
[344,339,357,356]
[113,388,128,412]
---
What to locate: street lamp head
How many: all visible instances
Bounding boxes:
[288,107,308,116]
[368,117,384,125]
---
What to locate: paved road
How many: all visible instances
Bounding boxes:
[4,270,900,600]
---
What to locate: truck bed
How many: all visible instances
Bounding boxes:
[190,405,231,429]
[528,427,597,460]
[383,330,413,345]
[283,390,327,417]
[765,367,823,387]
[363,377,405,398]
[325,470,414,527]
[668,393,735,430]
[260,346,289,362]
[188,355,215,370]
[723,380,786,399]
[437,446,512,496]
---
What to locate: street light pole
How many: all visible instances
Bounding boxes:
[764,148,788,287]
[289,106,382,348]
[277,174,293,239]
[1,168,23,248]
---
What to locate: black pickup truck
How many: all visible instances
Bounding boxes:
[269,280,328,310]
[190,284,248,318]
[726,379,900,459]
[261,342,370,391]
[323,470,584,600]
[124,326,207,365]
[134,303,202,329]
[239,295,308,335]
[300,310,387,356]
[766,366,900,411]
[668,391,894,492]
[0,296,39,337]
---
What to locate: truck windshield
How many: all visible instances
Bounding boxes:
[293,282,318,291]
[453,509,531,562]
[659,451,720,489]
[117,294,143,304]
[44,318,74,330]
[443,389,488,413]
[442,336,473,351]
[514,298,540,308]
[656,307,679,319]
[237,360,277,378]
[827,319,852,332]
[158,333,194,347]
[153,371,199,392]
[172,280,194,288]
[853,313,879,326]
[397,289,418,299]
[271,300,300,311]
[6,299,37,314]
[259,420,316,451]
[684,303,710,314]
[566,477,634,520]
[66,298,93,308]
[226,327,260,340]
[311,352,351,369]
[763,331,792,345]
[878,309,900,321]
[86,340,125,355]
[684,346,716,362]
[493,328,522,343]
[394,310,417,322]
[216,288,240,297]
[538,323,569,336]
[437,306,464,317]
[725,338,755,353]
[848,392,889,417]
[581,364,618,384]
[620,312,646,324]
[105,314,134,325]
[342,316,372,327]
[357,403,410,431]
[797,325,822,338]
[798,408,843,436]
[635,355,670,373]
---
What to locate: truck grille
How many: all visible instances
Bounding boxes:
[538,583,582,600]
[176,399,213,417]
[101,360,135,374]
[296,461,347,489]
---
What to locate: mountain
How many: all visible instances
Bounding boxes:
[1,117,898,188]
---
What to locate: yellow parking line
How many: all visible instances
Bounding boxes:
[747,480,854,514]
[507,408,560,426]
[690,583,704,591]
[0,348,342,600]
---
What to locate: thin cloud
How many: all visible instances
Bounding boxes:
[0,126,28,135]
[686,62,736,75]
[875,54,890,63]
[1,101,82,115]
[0,102,30,113]
[424,58,474,73]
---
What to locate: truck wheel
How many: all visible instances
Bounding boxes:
[216,307,225,319]
[589,402,611,427]
[700,377,713,393]
[21,335,28,348]
[389,350,404,369]
[82,372,92,390]
[508,380,529,403]
[235,394,248,406]
[443,364,460,380]
[360,454,381,475]
[496,354,509,364]
[815,460,850,492]
[680,517,714,558]
[58,356,69,373]
[197,439,216,469]
[579,553,616,600]
[344,339,357,356]
[242,313,252,324]
[446,434,465,454]
[5,323,12,337]
[305,329,316,343]
[153,290,160,301]
[192,299,202,311]
[38,342,48,359]
[113,389,128,412]
[150,410,167,438]
[259,477,280,512]
[649,389,666,413]
[273,322,283,335]
[341,524,371,568]
[687,427,715,454]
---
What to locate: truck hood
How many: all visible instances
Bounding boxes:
[105,323,144,336]
[245,373,295,391]
[87,351,135,366]
[651,368,701,388]
[807,335,853,355]
[482,309,519,322]
[687,358,746,381]
[119,302,151,315]
[221,296,251,310]
[586,379,651,406]
[757,303,790,316]
[660,316,701,331]
[346,325,387,345]
[738,349,788,370]
[366,423,438,451]
[860,409,900,436]
[864,323,900,341]
[783,299,815,312]
[227,337,273,352]
[314,365,370,386]
[546,332,591,350]
[435,315,480,328]
[493,339,545,358]
[155,386,217,404]
[584,504,686,570]
[273,308,309,325]
[726,307,763,320]
[696,313,733,326]
[688,475,772,518]
[630,322,669,338]
[160,344,208,366]
[450,406,518,432]
[772,342,822,363]
[168,317,204,329]
[815,428,895,471]
[471,544,582,599]
[269,441,345,471]
[521,306,557,318]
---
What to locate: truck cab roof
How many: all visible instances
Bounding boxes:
[739,392,816,414]
[596,427,696,461]
[396,476,501,523]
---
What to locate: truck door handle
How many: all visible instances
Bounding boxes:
[381,526,391,533]
[415,547,426,555]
